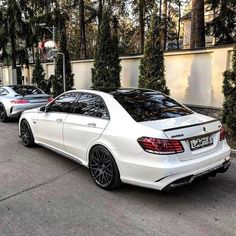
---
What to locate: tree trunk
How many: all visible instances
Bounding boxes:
[139,0,145,53]
[10,33,16,70]
[190,0,205,48]
[98,0,104,25]
[162,0,168,50]
[79,0,87,59]
[177,0,181,49]
[8,0,17,84]
[159,0,162,19]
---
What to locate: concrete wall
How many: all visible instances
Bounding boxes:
[1,45,234,108]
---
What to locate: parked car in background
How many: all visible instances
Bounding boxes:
[19,88,231,191]
[0,85,52,122]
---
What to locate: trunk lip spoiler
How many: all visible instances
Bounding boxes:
[176,129,221,142]
[162,119,219,132]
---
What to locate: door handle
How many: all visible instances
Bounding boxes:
[87,123,96,128]
[56,119,63,123]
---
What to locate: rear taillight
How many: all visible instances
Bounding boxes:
[220,127,226,141]
[11,99,29,104]
[137,137,184,155]
[48,97,54,102]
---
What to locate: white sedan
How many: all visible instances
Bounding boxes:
[19,89,231,191]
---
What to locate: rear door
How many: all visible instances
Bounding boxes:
[63,93,110,162]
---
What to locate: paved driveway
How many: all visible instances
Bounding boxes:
[0,122,235,236]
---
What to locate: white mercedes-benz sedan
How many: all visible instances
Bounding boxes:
[19,88,231,191]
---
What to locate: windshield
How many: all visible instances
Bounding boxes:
[111,90,193,122]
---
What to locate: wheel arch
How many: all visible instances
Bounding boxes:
[0,101,11,116]
[88,143,113,161]
[19,116,36,139]
[88,143,122,189]
[87,141,118,166]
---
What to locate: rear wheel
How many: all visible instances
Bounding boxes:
[89,145,122,190]
[20,120,35,147]
[0,104,8,122]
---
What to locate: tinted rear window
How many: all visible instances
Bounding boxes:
[112,91,193,122]
[12,86,43,95]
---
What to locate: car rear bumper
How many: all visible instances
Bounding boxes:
[115,143,231,191]
[162,160,231,192]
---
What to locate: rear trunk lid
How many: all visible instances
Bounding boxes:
[23,94,50,104]
[140,114,223,161]
[15,94,50,104]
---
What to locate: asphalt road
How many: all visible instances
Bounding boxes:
[0,121,236,236]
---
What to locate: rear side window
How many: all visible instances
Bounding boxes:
[0,88,8,96]
[112,91,193,122]
[47,93,78,113]
[12,86,43,95]
[72,93,109,119]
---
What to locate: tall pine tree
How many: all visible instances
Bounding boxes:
[92,9,121,89]
[206,0,236,45]
[52,30,74,97]
[139,6,169,95]
[223,47,236,137]
[32,52,45,85]
[32,51,50,93]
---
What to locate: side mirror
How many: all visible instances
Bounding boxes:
[39,106,46,112]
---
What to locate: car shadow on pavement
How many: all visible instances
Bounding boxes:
[114,164,236,207]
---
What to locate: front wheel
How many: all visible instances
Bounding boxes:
[0,104,8,122]
[20,120,35,147]
[89,145,122,190]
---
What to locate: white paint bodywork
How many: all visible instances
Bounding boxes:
[19,90,231,191]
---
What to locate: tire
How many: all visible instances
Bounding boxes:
[89,145,122,190]
[0,104,8,122]
[20,120,35,147]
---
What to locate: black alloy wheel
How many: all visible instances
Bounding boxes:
[20,120,35,147]
[0,104,8,122]
[89,146,122,190]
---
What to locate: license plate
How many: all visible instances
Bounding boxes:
[189,135,213,150]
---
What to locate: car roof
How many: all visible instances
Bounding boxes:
[101,88,164,96]
[66,88,163,97]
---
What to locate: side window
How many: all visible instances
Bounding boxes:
[73,93,109,119]
[0,88,8,96]
[47,93,78,113]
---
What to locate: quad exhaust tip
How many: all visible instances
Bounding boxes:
[162,160,231,192]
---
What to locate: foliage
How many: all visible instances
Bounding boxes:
[52,29,74,97]
[139,7,169,95]
[92,9,121,89]
[32,51,51,94]
[0,0,234,72]
[206,0,236,45]
[222,47,236,137]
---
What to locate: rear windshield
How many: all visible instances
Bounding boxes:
[112,90,193,122]
[12,86,43,95]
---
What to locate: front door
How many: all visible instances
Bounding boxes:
[34,92,78,151]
